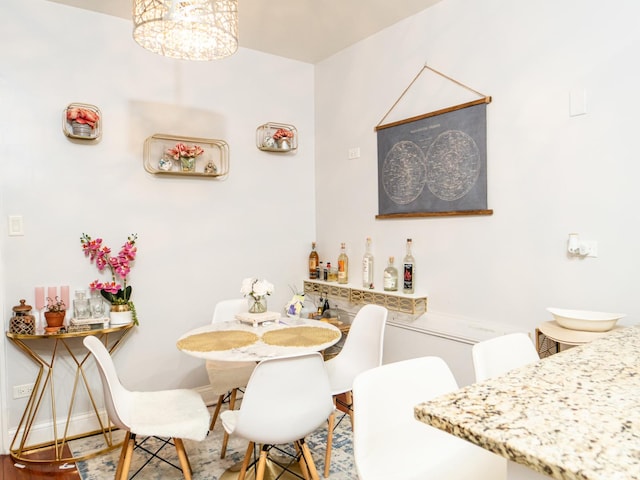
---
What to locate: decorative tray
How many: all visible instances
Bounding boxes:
[143,133,229,178]
[235,311,281,327]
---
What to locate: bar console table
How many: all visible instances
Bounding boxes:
[5,324,133,463]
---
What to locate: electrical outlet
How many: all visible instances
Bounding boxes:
[348,147,361,159]
[13,383,34,399]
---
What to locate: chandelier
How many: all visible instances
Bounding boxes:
[133,0,238,61]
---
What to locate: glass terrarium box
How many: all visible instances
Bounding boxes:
[143,134,229,178]
[62,103,102,140]
[256,122,298,152]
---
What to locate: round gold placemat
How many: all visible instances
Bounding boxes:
[177,330,259,352]
[262,326,340,347]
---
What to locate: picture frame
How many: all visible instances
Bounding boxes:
[376,99,493,218]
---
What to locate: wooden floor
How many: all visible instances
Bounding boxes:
[1,446,81,480]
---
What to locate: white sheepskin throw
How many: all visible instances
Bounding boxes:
[130,389,210,441]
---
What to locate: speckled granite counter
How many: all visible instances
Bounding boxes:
[415,325,640,480]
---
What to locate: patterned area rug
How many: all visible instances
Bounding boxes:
[72,406,356,479]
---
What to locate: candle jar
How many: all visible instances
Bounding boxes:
[10,299,36,335]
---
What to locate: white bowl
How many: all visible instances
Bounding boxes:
[547,307,625,332]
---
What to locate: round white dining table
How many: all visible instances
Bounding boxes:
[176,316,342,361]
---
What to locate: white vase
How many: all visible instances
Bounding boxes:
[110,309,133,325]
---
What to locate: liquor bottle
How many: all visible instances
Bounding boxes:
[338,242,349,284]
[403,238,415,294]
[323,262,329,281]
[309,242,319,279]
[322,296,330,314]
[317,293,324,316]
[362,237,374,289]
[383,256,398,291]
[318,261,323,281]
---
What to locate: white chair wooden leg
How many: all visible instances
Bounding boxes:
[295,441,311,480]
[209,394,225,431]
[256,449,268,480]
[324,411,335,478]
[238,441,254,480]
[174,438,192,480]
[115,431,131,480]
[301,439,321,480]
[118,432,136,480]
[345,391,354,429]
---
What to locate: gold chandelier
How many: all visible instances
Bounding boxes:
[133,0,238,61]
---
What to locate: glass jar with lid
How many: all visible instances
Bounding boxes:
[10,299,36,335]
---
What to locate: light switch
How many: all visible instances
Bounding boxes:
[8,215,24,236]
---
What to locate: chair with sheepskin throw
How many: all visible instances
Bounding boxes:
[83,336,210,480]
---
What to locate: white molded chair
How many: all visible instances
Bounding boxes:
[83,336,209,480]
[205,298,257,458]
[353,356,507,480]
[472,332,540,382]
[220,352,334,480]
[323,304,387,477]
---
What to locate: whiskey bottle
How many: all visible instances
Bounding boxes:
[383,256,398,291]
[309,242,319,279]
[362,237,374,289]
[402,238,415,294]
[338,242,349,284]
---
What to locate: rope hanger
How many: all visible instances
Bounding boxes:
[376,63,491,130]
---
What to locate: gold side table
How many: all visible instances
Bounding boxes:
[6,324,133,463]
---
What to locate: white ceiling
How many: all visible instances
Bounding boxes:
[47,0,442,63]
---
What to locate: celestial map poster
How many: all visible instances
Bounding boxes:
[376,101,490,217]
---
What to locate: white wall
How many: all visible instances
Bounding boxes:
[314,0,640,337]
[0,0,315,447]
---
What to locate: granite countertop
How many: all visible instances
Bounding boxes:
[414,325,640,480]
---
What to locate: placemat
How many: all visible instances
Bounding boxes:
[262,326,340,347]
[177,330,259,352]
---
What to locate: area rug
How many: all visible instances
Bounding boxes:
[72,407,356,479]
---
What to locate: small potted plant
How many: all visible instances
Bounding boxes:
[66,106,100,137]
[166,142,204,172]
[272,128,294,150]
[44,296,66,329]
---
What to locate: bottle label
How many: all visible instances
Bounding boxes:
[338,259,347,282]
[403,264,413,289]
[362,259,371,282]
[383,273,396,290]
[309,258,318,279]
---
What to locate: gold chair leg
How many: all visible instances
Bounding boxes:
[174,438,193,480]
[256,448,268,480]
[118,432,135,480]
[238,441,254,480]
[324,410,335,478]
[300,439,320,480]
[209,394,225,431]
[221,388,238,459]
